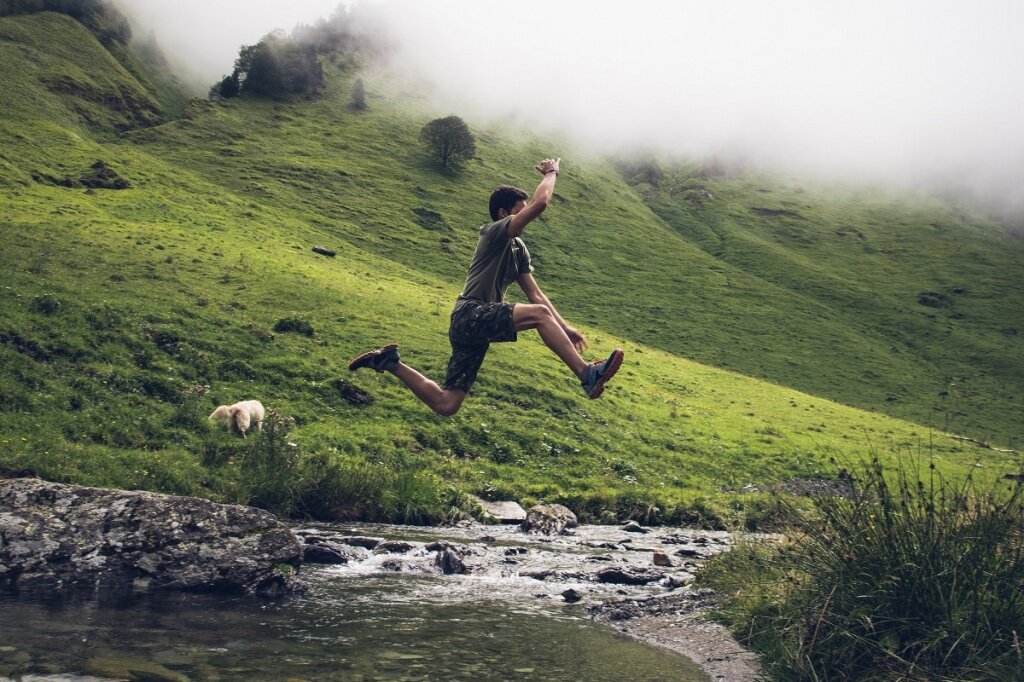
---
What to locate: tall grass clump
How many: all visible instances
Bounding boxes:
[700,458,1024,681]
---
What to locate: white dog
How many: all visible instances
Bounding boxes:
[209,400,265,437]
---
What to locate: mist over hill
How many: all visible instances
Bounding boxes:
[118,0,1024,220]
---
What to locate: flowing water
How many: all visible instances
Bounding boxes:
[0,524,712,681]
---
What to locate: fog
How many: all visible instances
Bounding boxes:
[121,0,1024,214]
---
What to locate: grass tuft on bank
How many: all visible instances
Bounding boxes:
[699,459,1024,680]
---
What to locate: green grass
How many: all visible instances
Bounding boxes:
[0,13,1021,525]
[698,458,1024,680]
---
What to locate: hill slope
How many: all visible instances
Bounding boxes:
[0,14,1019,526]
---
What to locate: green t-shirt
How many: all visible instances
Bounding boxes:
[457,216,534,304]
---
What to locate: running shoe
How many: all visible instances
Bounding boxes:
[580,348,624,399]
[348,343,400,373]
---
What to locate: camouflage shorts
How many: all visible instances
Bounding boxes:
[443,300,517,392]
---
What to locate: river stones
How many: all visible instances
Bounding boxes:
[622,520,650,533]
[520,504,578,535]
[561,588,583,603]
[0,478,304,597]
[653,551,673,567]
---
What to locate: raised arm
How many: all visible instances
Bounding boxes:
[507,157,560,238]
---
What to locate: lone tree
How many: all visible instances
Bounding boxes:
[420,115,476,168]
[352,78,367,109]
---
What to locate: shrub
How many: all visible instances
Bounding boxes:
[699,458,1024,681]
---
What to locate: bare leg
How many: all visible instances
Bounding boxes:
[391,362,467,416]
[513,304,589,378]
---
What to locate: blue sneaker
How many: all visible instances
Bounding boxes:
[348,343,400,373]
[581,349,624,399]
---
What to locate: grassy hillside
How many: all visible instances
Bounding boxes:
[0,13,1020,527]
[629,164,1024,446]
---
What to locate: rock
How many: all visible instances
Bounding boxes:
[341,536,383,550]
[520,569,553,581]
[303,542,365,565]
[652,551,673,567]
[374,540,414,554]
[473,496,527,524]
[561,588,583,603]
[521,504,578,535]
[596,567,665,585]
[622,520,649,533]
[435,549,467,575]
[82,656,187,682]
[311,245,336,257]
[0,479,304,597]
[675,548,702,558]
[504,547,528,556]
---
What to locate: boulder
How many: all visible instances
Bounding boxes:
[520,504,578,535]
[0,478,304,598]
[435,549,467,575]
[652,551,673,567]
[473,496,527,524]
[561,588,583,603]
[622,520,649,533]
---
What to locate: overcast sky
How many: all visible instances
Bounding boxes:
[119,0,1024,211]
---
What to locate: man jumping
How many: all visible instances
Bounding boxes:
[348,157,623,416]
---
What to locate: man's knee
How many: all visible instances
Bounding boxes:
[514,303,552,329]
[433,390,465,417]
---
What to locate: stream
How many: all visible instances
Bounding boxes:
[0,522,730,681]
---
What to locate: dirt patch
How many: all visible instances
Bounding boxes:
[411,208,450,231]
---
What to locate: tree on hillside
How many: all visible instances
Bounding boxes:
[209,73,240,100]
[235,33,324,100]
[420,115,476,169]
[352,78,367,110]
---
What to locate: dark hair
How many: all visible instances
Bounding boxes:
[489,185,529,221]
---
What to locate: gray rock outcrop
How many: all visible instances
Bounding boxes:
[0,478,304,598]
[520,504,578,535]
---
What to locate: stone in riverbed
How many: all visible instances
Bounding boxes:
[596,567,665,585]
[520,504,578,535]
[653,551,673,567]
[82,656,187,682]
[340,536,384,549]
[622,520,650,533]
[562,588,583,603]
[303,541,367,565]
[0,478,304,598]
[435,548,467,575]
[374,540,415,554]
